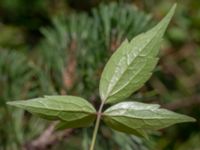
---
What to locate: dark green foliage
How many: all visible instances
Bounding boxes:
[0,50,36,149]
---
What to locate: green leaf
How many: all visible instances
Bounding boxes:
[103,116,148,138]
[55,114,96,130]
[7,95,96,129]
[103,101,195,136]
[99,4,176,103]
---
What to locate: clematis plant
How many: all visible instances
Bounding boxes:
[7,4,195,150]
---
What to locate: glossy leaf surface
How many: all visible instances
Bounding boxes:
[103,101,195,136]
[99,5,176,103]
[7,95,96,128]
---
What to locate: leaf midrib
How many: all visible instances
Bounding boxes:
[109,56,156,97]
[15,103,95,114]
[104,114,189,121]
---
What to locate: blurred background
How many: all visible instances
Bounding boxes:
[0,0,199,150]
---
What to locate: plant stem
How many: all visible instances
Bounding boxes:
[89,102,104,150]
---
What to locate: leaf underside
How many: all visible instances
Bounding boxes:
[56,115,95,130]
[99,4,176,104]
[103,101,195,136]
[103,116,148,138]
[7,95,96,129]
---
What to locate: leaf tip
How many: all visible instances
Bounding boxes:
[172,3,177,10]
[156,3,177,33]
[179,114,196,123]
[167,3,177,19]
[187,116,196,122]
[6,101,17,106]
[6,101,26,109]
[170,3,177,16]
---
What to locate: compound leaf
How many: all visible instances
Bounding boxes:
[7,95,96,129]
[103,101,195,136]
[99,4,176,103]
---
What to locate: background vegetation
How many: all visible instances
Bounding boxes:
[0,0,199,149]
